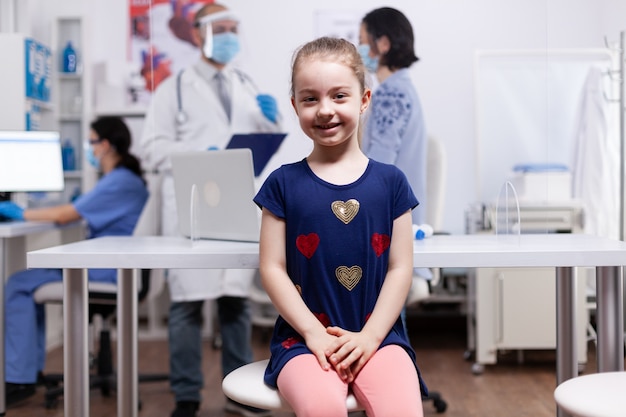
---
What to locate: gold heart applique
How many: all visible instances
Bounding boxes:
[331,199,360,224]
[335,265,362,291]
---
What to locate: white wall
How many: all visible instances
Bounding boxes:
[31,0,626,233]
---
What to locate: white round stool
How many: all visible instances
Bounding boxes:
[222,359,364,412]
[554,371,626,417]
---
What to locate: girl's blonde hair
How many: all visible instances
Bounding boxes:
[290,37,366,98]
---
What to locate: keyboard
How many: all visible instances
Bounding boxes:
[0,214,14,223]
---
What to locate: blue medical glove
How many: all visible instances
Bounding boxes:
[0,201,24,220]
[256,94,278,123]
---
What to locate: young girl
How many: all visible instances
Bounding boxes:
[254,37,425,417]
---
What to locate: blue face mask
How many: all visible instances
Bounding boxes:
[211,32,240,64]
[358,44,379,73]
[86,146,101,170]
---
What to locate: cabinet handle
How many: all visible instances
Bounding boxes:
[495,273,504,343]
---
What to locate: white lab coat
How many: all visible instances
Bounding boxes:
[141,59,281,302]
[571,66,620,241]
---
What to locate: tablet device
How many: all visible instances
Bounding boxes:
[226,133,287,176]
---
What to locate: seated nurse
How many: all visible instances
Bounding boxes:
[0,116,149,407]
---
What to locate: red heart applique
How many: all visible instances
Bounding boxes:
[296,233,320,259]
[314,312,331,328]
[371,233,390,257]
[281,336,301,349]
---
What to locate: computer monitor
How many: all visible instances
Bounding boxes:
[0,130,65,193]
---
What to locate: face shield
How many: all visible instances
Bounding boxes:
[195,10,240,62]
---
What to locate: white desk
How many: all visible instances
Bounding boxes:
[1,221,64,276]
[0,220,84,415]
[27,234,626,417]
[1,220,85,279]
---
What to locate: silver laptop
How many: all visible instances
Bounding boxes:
[170,148,260,242]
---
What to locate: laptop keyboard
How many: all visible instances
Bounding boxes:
[0,214,15,223]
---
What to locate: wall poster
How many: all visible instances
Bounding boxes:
[128,0,214,103]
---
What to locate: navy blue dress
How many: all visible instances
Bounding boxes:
[254,159,426,393]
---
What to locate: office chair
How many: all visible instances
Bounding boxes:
[34,268,169,409]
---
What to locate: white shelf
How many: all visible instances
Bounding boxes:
[59,114,82,122]
[53,14,95,202]
[63,171,82,179]
[94,106,147,118]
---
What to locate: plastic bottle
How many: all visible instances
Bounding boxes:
[61,139,76,171]
[62,41,77,73]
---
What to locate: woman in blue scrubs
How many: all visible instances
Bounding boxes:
[0,116,149,406]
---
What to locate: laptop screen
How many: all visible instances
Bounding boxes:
[170,149,260,242]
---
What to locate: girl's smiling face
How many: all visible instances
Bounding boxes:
[291,58,370,149]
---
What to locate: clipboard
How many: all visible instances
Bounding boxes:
[226,133,287,176]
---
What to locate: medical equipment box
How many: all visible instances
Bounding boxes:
[509,169,572,202]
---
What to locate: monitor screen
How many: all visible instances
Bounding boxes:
[0,130,65,192]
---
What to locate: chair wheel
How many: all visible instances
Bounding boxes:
[100,382,111,397]
[45,396,59,409]
[471,363,484,375]
[434,398,447,413]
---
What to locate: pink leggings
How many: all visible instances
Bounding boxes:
[277,345,423,417]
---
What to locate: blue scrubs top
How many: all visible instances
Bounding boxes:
[254,159,426,394]
[73,167,149,283]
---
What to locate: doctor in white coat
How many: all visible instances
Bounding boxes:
[140,4,280,417]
